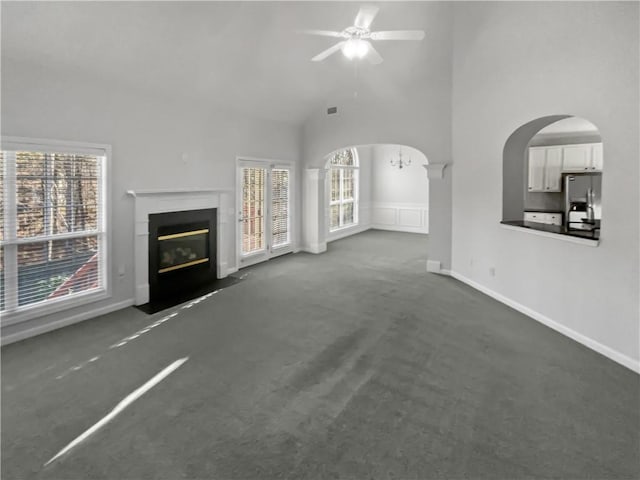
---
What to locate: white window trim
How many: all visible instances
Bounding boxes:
[328,148,359,232]
[1,136,112,326]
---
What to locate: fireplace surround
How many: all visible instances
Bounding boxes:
[127,188,233,305]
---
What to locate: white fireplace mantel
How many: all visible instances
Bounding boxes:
[127,187,234,305]
[126,187,233,198]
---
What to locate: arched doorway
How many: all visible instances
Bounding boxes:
[321,144,430,243]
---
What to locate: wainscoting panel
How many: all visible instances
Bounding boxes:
[398,208,422,228]
[371,203,429,234]
[372,207,396,226]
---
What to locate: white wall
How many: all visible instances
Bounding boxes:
[371,145,429,234]
[1,58,302,342]
[451,2,639,370]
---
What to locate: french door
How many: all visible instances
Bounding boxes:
[237,161,292,267]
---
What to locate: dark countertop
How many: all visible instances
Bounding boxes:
[501,220,600,240]
[523,209,564,214]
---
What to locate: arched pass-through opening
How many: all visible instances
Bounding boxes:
[502,115,603,240]
[323,144,430,241]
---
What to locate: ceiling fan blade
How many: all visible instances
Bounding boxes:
[364,41,383,65]
[311,41,346,62]
[370,30,426,41]
[354,6,379,29]
[298,29,345,38]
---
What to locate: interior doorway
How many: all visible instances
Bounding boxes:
[324,144,429,243]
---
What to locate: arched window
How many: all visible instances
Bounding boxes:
[328,148,359,231]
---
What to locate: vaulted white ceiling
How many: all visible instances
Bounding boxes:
[2,2,445,124]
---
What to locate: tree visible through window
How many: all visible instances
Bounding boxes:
[329,148,358,231]
[0,145,106,315]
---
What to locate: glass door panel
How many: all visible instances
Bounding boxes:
[271,168,290,249]
[241,167,266,256]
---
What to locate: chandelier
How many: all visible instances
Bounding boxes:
[390,150,411,169]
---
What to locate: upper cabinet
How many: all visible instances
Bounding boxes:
[544,147,563,191]
[528,148,546,191]
[560,142,603,172]
[562,145,591,170]
[528,142,603,192]
[528,146,563,192]
[591,143,603,171]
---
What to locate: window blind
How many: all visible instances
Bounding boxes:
[1,149,105,313]
[241,167,266,254]
[271,169,290,248]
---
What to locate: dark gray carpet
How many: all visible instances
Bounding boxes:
[2,230,639,479]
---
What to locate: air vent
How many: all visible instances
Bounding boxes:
[327,106,338,115]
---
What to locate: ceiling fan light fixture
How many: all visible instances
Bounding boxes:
[342,38,368,59]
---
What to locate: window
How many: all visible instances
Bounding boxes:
[271,168,290,248]
[329,148,358,231]
[1,139,108,321]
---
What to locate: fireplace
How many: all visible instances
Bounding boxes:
[148,208,217,303]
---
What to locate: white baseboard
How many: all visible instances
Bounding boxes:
[371,224,429,234]
[449,271,639,374]
[327,224,370,242]
[1,299,135,346]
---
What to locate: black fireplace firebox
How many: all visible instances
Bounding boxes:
[148,208,217,303]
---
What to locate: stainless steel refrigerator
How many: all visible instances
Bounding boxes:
[564,173,602,231]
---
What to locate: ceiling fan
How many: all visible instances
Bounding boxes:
[302,6,425,65]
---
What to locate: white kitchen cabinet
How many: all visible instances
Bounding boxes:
[591,143,603,171]
[561,142,603,172]
[529,143,603,190]
[524,212,544,223]
[544,147,563,191]
[546,213,562,225]
[562,145,591,171]
[524,211,563,225]
[527,147,562,192]
[527,148,546,192]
